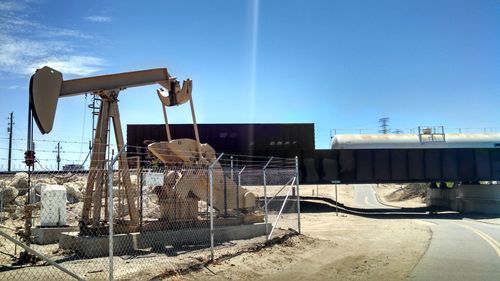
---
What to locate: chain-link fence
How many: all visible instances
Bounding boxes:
[0,146,300,280]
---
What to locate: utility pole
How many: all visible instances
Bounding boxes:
[54,142,62,171]
[378,117,389,134]
[7,112,13,172]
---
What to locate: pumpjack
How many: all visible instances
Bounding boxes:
[27,66,258,235]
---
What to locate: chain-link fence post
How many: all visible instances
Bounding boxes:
[295,156,301,234]
[208,167,214,260]
[108,145,127,281]
[237,166,246,220]
[263,157,273,243]
[0,181,4,225]
[230,156,234,181]
[208,153,224,261]
[139,167,144,231]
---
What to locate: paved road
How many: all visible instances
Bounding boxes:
[353,184,390,209]
[409,218,500,281]
[353,184,500,280]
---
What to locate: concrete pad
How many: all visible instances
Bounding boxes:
[32,226,79,244]
[60,222,270,257]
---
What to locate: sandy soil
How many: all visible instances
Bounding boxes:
[2,178,430,281]
[0,212,432,281]
[373,184,427,208]
[0,228,295,281]
[181,212,431,281]
[246,183,426,209]
[245,184,356,207]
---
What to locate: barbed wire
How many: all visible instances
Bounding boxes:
[0,137,90,144]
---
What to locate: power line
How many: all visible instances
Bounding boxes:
[0,137,90,144]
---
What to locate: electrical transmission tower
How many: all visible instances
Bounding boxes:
[7,112,14,171]
[393,129,403,134]
[378,117,390,134]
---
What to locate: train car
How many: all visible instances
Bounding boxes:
[332,133,500,150]
[308,133,500,184]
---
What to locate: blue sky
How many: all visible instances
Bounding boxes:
[0,0,499,169]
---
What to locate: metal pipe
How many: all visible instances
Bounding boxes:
[263,157,273,243]
[295,156,301,234]
[188,92,204,161]
[139,167,143,232]
[223,175,227,217]
[161,105,172,141]
[108,160,114,281]
[0,183,3,224]
[264,177,294,208]
[107,144,126,281]
[230,156,234,181]
[237,166,246,220]
[268,177,296,240]
[189,95,200,144]
[209,168,214,261]
[0,229,85,281]
[208,153,224,261]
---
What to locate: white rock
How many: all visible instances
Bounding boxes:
[0,211,9,221]
[0,185,18,205]
[10,205,24,220]
[33,177,57,185]
[14,196,25,206]
[63,182,83,204]
[11,172,29,196]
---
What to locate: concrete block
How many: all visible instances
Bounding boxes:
[32,226,79,245]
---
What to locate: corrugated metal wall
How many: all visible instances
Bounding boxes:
[126,123,315,158]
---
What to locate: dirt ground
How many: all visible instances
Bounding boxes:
[245,184,356,207]
[281,183,426,209]
[1,181,431,281]
[373,184,427,208]
[178,184,430,280]
[181,212,431,281]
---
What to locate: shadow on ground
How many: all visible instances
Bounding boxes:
[295,196,500,221]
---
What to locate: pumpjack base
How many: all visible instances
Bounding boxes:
[61,222,270,258]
